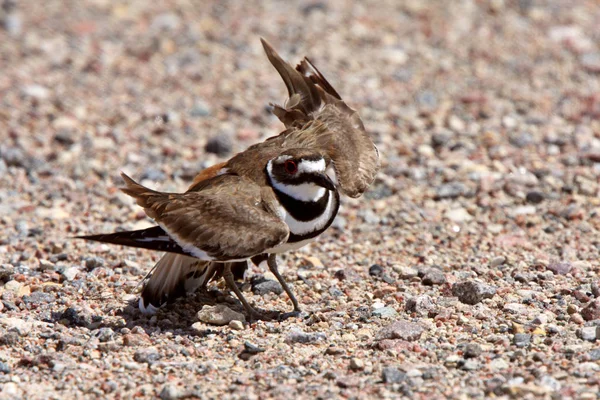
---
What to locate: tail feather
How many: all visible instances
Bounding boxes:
[139,257,249,314]
[139,253,215,314]
[76,226,189,256]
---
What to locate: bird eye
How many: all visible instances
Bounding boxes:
[284,160,297,174]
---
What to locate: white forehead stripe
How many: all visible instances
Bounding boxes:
[298,159,326,174]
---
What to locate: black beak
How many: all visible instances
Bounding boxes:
[313,173,336,191]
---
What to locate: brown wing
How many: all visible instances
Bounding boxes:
[120,172,289,261]
[261,39,380,198]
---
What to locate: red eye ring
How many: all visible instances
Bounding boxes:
[284,160,298,174]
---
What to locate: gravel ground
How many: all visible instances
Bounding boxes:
[1,1,600,399]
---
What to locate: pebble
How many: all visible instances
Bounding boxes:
[490,256,506,267]
[525,191,545,204]
[581,300,600,321]
[546,261,572,275]
[349,358,364,371]
[420,268,446,285]
[133,348,160,364]
[94,327,115,342]
[61,267,81,281]
[197,305,246,326]
[22,84,50,100]
[381,367,406,384]
[405,295,435,316]
[580,52,600,73]
[372,307,398,318]
[0,361,10,373]
[490,358,509,371]
[452,281,497,305]
[375,320,424,341]
[159,384,182,400]
[539,375,561,392]
[464,343,483,358]
[461,359,480,371]
[588,349,600,361]
[396,266,419,279]
[368,264,384,277]
[504,303,529,315]
[513,333,531,347]
[229,320,244,330]
[578,326,598,342]
[435,182,466,199]
[285,328,327,344]
[251,278,283,295]
[445,207,473,222]
[205,134,233,156]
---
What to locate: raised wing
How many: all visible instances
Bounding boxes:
[120,172,289,261]
[261,39,380,198]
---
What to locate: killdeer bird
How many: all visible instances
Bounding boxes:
[79,39,379,319]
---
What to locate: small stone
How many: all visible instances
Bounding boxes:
[405,295,435,316]
[431,131,451,148]
[285,328,327,344]
[61,267,81,281]
[532,314,549,325]
[189,100,211,117]
[539,375,561,392]
[490,256,506,267]
[349,358,364,371]
[581,52,600,73]
[140,167,166,182]
[369,264,384,277]
[587,349,600,361]
[375,320,424,341]
[504,303,529,315]
[372,307,398,318]
[435,182,466,200]
[591,281,600,298]
[445,207,473,222]
[197,304,246,326]
[581,300,600,321]
[452,281,497,305]
[22,84,50,100]
[0,361,10,373]
[52,362,67,373]
[159,384,182,400]
[445,355,461,367]
[490,358,509,371]
[420,268,446,285]
[3,280,21,293]
[39,259,55,271]
[464,343,483,358]
[336,376,359,388]
[133,347,160,364]
[396,266,419,279]
[94,327,115,342]
[251,279,283,295]
[382,367,406,384]
[242,341,265,355]
[578,326,598,342]
[229,320,244,330]
[1,382,21,397]
[205,134,233,156]
[21,291,56,305]
[526,191,545,204]
[547,261,572,275]
[123,333,151,347]
[461,359,480,371]
[513,333,531,347]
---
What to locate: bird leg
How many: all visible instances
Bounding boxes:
[267,254,301,314]
[222,262,264,321]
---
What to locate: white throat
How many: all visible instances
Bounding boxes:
[272,181,326,202]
